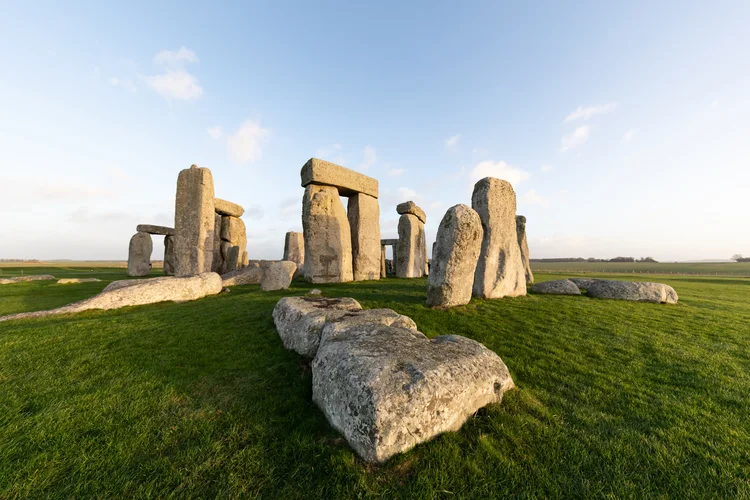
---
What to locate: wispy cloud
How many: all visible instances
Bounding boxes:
[399,187,419,201]
[561,125,591,152]
[358,146,377,171]
[153,46,199,66]
[387,168,406,177]
[622,129,636,144]
[564,102,617,122]
[227,120,270,164]
[469,160,530,189]
[207,126,223,139]
[143,47,203,101]
[445,134,461,150]
[523,189,549,207]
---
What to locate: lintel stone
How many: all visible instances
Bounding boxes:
[301,158,378,198]
[214,198,244,217]
[136,224,175,236]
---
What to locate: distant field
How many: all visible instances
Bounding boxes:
[0,261,162,270]
[531,261,750,276]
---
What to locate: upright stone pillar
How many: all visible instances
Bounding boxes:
[174,165,215,277]
[380,244,387,278]
[163,235,175,276]
[211,213,222,272]
[221,215,247,272]
[283,231,305,278]
[472,177,526,298]
[348,193,381,281]
[127,231,153,277]
[302,184,353,283]
[396,214,425,278]
[516,215,534,285]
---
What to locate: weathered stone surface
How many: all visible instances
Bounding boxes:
[381,239,398,246]
[396,214,426,278]
[569,278,600,290]
[220,216,247,272]
[385,259,394,275]
[163,235,176,276]
[214,198,244,217]
[319,309,418,340]
[587,280,678,304]
[272,296,362,357]
[348,193,381,281]
[221,262,263,286]
[308,288,322,295]
[136,224,175,236]
[0,273,223,322]
[283,231,305,278]
[127,231,153,277]
[312,323,515,463]
[472,177,526,299]
[427,205,483,307]
[516,215,534,285]
[301,158,378,198]
[530,279,581,295]
[302,184,353,283]
[396,201,426,224]
[380,244,387,278]
[218,241,232,274]
[57,278,101,284]
[261,261,297,291]
[0,275,56,284]
[226,246,241,273]
[174,165,215,277]
[104,277,163,292]
[211,213,223,272]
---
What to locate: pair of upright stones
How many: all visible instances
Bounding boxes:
[301,159,381,283]
[427,177,530,307]
[127,225,176,277]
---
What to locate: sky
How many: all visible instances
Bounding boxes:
[1,1,749,262]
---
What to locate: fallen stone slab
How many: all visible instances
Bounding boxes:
[136,224,175,236]
[312,323,515,463]
[0,275,56,284]
[396,201,426,224]
[530,279,581,295]
[0,273,223,322]
[214,198,244,217]
[261,261,297,291]
[301,158,379,198]
[57,278,102,284]
[221,263,264,286]
[568,278,600,290]
[587,280,678,304]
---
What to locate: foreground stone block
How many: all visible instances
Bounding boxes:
[530,279,581,295]
[214,198,244,217]
[348,193,381,281]
[427,205,483,307]
[221,262,263,286]
[174,165,215,277]
[164,235,176,276]
[587,280,678,304]
[472,177,526,299]
[516,216,534,285]
[283,231,305,278]
[127,231,153,277]
[396,214,426,278]
[396,201,426,224]
[136,224,175,236]
[312,323,515,463]
[261,261,297,291]
[301,158,379,198]
[302,184,353,283]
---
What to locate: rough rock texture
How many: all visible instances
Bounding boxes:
[301,158,379,198]
[174,165,215,277]
[221,263,263,286]
[57,278,101,284]
[220,216,247,273]
[127,231,153,277]
[211,214,223,272]
[396,201,427,224]
[214,198,244,217]
[302,184,353,283]
[261,261,297,291]
[427,205,483,307]
[381,238,398,246]
[516,215,534,285]
[396,214,426,278]
[530,279,581,295]
[0,273,223,322]
[163,235,176,276]
[471,177,527,299]
[136,224,175,236]
[587,280,679,304]
[308,289,322,295]
[283,231,305,278]
[312,323,515,463]
[272,296,363,357]
[380,244,387,278]
[0,275,56,284]
[217,241,232,274]
[103,277,162,292]
[385,259,394,275]
[348,193,381,281]
[569,278,600,290]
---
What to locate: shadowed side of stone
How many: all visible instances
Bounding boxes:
[530,279,581,295]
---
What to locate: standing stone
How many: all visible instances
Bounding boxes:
[211,213,223,272]
[163,235,175,276]
[427,205,483,307]
[396,201,427,223]
[127,231,153,277]
[219,241,232,275]
[421,224,429,276]
[221,216,246,272]
[283,231,305,278]
[380,244,387,278]
[302,184,353,283]
[396,214,425,278]
[472,178,527,298]
[174,165,215,277]
[260,261,297,291]
[347,193,381,281]
[516,215,534,285]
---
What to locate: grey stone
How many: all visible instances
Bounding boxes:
[261,261,297,291]
[56,278,101,284]
[516,215,534,285]
[127,231,153,277]
[218,241,232,274]
[348,193,381,281]
[174,165,215,277]
[380,239,399,246]
[221,262,263,286]
[211,213,223,272]
[302,184,353,283]
[308,288,322,295]
[214,198,244,217]
[283,231,305,278]
[163,235,176,276]
[530,279,581,295]
[396,214,426,278]
[396,201,426,224]
[587,280,679,304]
[136,224,175,236]
[427,205,483,307]
[301,158,378,198]
[220,216,247,272]
[568,278,600,290]
[472,177,526,299]
[0,275,56,284]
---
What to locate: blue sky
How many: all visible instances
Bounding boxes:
[1,1,749,261]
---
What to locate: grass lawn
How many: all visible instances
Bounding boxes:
[530,260,750,276]
[1,268,749,498]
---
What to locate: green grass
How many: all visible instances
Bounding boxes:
[1,268,749,498]
[531,260,750,276]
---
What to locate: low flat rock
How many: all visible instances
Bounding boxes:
[530,279,582,295]
[221,263,264,286]
[301,158,379,198]
[396,201,426,224]
[57,278,102,284]
[568,278,600,289]
[136,224,175,236]
[1,275,56,284]
[261,261,297,291]
[214,198,244,217]
[587,280,678,304]
[272,296,363,357]
[312,323,515,463]
[0,273,223,322]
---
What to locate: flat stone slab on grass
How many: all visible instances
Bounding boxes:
[136,224,175,236]
[221,263,264,286]
[530,279,582,295]
[0,275,56,284]
[587,280,678,304]
[568,278,600,290]
[57,278,102,284]
[301,158,379,198]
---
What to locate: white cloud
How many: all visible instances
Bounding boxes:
[153,47,199,67]
[561,125,591,152]
[207,126,223,139]
[445,134,461,150]
[540,164,553,173]
[622,129,636,144]
[387,168,406,177]
[314,144,344,164]
[564,102,618,122]
[523,189,549,207]
[469,160,530,189]
[398,187,418,201]
[108,77,120,86]
[227,120,270,164]
[358,146,376,171]
[109,167,129,181]
[710,99,719,108]
[143,47,203,101]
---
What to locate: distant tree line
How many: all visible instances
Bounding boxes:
[530,256,659,263]
[0,259,40,262]
[732,254,750,262]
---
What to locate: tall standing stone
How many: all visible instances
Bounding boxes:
[472,177,526,298]
[516,215,534,285]
[348,193,381,281]
[174,165,215,277]
[211,213,222,272]
[302,184,353,283]
[396,214,425,278]
[427,205,483,307]
[380,244,387,278]
[127,231,153,277]
[221,216,247,272]
[283,231,305,278]
[163,235,175,276]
